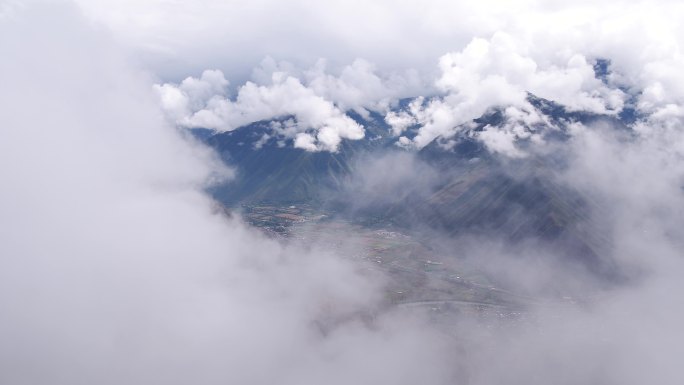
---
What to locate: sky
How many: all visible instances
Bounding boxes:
[66,0,684,81]
[45,0,684,152]
[1,1,684,384]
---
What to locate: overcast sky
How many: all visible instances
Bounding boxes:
[59,0,682,81]
[98,0,684,151]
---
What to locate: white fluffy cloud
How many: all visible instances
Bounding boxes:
[155,69,229,122]
[155,57,429,152]
[135,0,684,156]
[387,31,628,149]
[303,58,425,114]
[437,33,625,114]
[156,71,365,152]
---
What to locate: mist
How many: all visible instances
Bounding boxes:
[0,5,455,385]
[2,2,684,385]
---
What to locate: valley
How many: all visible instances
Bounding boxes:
[234,202,557,325]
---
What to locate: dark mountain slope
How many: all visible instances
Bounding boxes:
[196,94,627,274]
[203,111,393,205]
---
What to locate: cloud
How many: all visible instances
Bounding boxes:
[303,58,426,114]
[154,69,229,123]
[466,118,684,385]
[5,2,684,385]
[335,113,684,385]
[156,71,365,152]
[478,124,527,158]
[143,1,684,155]
[155,57,427,152]
[0,4,457,384]
[388,31,627,149]
[65,0,681,88]
[70,0,499,80]
[337,151,441,212]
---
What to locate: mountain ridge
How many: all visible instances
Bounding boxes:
[194,93,629,276]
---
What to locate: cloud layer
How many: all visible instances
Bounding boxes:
[143,0,684,157]
[155,57,427,151]
[3,1,684,385]
[0,5,455,384]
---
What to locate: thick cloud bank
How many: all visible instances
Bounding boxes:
[0,5,453,384]
[3,2,684,385]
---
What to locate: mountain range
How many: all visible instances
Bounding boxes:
[194,93,632,277]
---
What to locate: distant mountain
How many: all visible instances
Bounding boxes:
[195,94,631,276]
[201,110,395,205]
